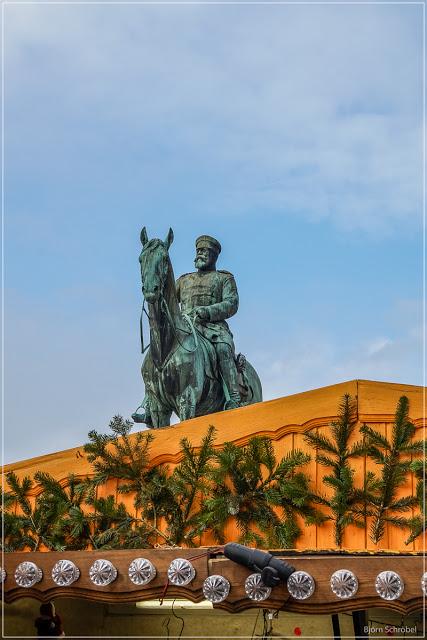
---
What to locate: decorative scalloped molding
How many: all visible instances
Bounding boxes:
[3,549,425,615]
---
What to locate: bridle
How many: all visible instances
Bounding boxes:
[140,250,199,356]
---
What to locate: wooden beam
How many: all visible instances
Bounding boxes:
[2,549,425,615]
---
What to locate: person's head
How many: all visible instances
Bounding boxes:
[194,236,221,271]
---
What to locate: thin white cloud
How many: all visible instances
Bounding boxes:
[5,3,423,233]
[3,5,423,463]
[366,338,393,357]
[258,300,422,402]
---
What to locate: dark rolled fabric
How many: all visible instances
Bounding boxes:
[224,542,295,587]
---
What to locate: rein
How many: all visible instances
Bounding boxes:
[160,295,199,354]
[139,300,151,354]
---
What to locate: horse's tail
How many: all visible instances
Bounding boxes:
[239,360,262,405]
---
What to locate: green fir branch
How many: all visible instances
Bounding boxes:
[304,394,364,547]
[200,434,322,548]
[405,457,426,543]
[153,425,216,546]
[361,396,425,544]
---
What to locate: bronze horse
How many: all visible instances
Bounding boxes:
[133,228,262,428]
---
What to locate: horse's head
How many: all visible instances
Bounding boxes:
[139,227,174,303]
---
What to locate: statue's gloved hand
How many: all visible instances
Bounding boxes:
[194,306,210,321]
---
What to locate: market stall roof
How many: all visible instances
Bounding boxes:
[4,379,424,482]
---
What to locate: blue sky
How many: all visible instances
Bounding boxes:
[3,2,424,463]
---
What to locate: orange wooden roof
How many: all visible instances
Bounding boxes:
[3,379,425,482]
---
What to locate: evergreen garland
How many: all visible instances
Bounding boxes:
[83,415,155,497]
[2,478,36,552]
[84,494,152,550]
[2,397,424,552]
[304,394,366,547]
[83,415,172,545]
[3,472,60,551]
[2,469,150,551]
[405,458,426,544]
[360,396,424,544]
[33,471,92,550]
[153,425,216,546]
[199,436,324,548]
[266,449,327,548]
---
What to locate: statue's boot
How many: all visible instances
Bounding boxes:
[132,400,153,426]
[218,345,242,410]
[131,412,153,425]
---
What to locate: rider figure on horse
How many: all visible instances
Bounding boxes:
[132,234,243,425]
[176,235,241,411]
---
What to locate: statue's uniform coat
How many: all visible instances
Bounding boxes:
[176,270,238,349]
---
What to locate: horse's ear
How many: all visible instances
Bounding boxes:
[140,227,149,247]
[165,227,174,250]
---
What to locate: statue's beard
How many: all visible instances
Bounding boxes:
[195,257,208,269]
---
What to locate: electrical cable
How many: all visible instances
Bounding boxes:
[161,615,170,639]
[262,609,268,639]
[262,608,276,640]
[159,547,223,604]
[171,599,185,639]
[251,609,261,639]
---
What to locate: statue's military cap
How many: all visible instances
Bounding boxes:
[195,235,221,255]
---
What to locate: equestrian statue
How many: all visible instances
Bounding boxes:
[132,228,262,428]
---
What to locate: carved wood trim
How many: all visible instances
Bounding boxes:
[2,549,425,615]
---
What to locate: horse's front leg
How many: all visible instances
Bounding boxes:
[150,401,172,428]
[142,364,171,428]
[178,386,197,422]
